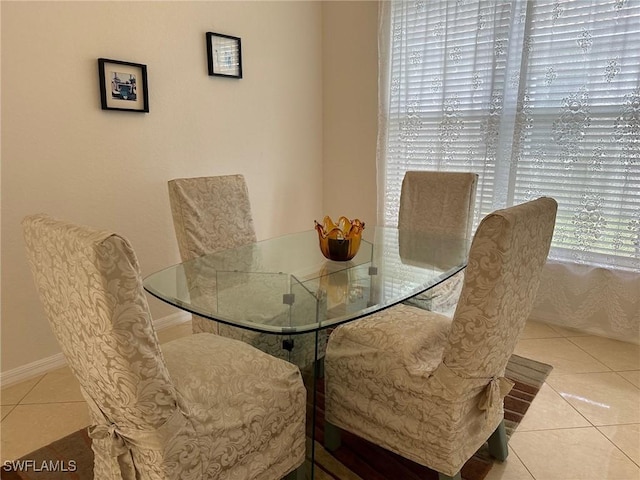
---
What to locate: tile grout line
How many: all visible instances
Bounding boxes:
[594,425,640,469]
[542,379,597,428]
[564,336,619,372]
[509,444,537,480]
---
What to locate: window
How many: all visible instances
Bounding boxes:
[379,0,640,271]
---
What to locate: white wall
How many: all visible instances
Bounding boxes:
[1,1,326,374]
[1,0,380,379]
[322,1,378,226]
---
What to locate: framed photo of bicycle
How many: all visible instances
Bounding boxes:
[98,58,149,113]
[206,32,243,79]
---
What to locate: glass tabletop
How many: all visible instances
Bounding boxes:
[143,227,469,334]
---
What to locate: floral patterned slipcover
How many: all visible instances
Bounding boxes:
[168,175,323,368]
[325,197,557,478]
[168,174,256,336]
[400,171,478,316]
[22,214,306,480]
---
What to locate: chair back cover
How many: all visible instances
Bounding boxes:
[444,197,557,379]
[399,171,478,239]
[168,175,257,262]
[22,214,178,431]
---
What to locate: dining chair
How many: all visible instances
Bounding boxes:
[400,171,478,316]
[22,214,306,480]
[168,174,256,336]
[323,197,557,480]
[168,175,323,370]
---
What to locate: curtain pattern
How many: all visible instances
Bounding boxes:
[509,0,640,270]
[378,0,639,342]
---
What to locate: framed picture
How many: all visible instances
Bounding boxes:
[98,58,149,112]
[206,32,242,79]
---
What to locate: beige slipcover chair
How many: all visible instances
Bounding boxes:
[400,171,478,316]
[168,174,256,336]
[168,175,323,369]
[324,197,557,480]
[22,214,306,480]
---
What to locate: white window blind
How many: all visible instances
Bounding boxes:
[380,0,640,271]
[511,0,640,269]
[382,0,514,224]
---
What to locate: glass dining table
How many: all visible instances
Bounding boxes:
[143,226,469,479]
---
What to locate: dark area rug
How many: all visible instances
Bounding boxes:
[1,354,551,480]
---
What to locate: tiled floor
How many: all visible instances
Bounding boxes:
[1,320,639,480]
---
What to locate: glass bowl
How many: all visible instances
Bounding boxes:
[314,216,365,261]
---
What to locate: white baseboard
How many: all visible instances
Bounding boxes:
[0,352,68,389]
[151,311,191,331]
[0,312,191,388]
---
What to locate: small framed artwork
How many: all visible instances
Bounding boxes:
[98,58,149,112]
[206,32,242,79]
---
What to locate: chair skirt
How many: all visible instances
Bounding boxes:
[324,305,503,477]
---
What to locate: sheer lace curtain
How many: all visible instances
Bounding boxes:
[377,0,639,343]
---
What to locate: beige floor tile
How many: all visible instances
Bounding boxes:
[517,383,590,431]
[0,376,43,405]
[21,366,84,404]
[619,371,640,388]
[0,402,90,462]
[546,323,592,337]
[546,372,640,426]
[510,427,640,480]
[156,320,192,344]
[484,451,535,480]
[568,336,640,372]
[1,404,16,421]
[598,424,640,466]
[514,338,610,375]
[520,321,564,340]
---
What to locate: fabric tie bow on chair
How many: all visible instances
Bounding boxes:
[479,376,514,413]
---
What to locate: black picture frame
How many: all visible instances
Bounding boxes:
[206,32,243,79]
[98,58,149,112]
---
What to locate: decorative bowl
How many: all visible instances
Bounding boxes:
[314,216,365,261]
